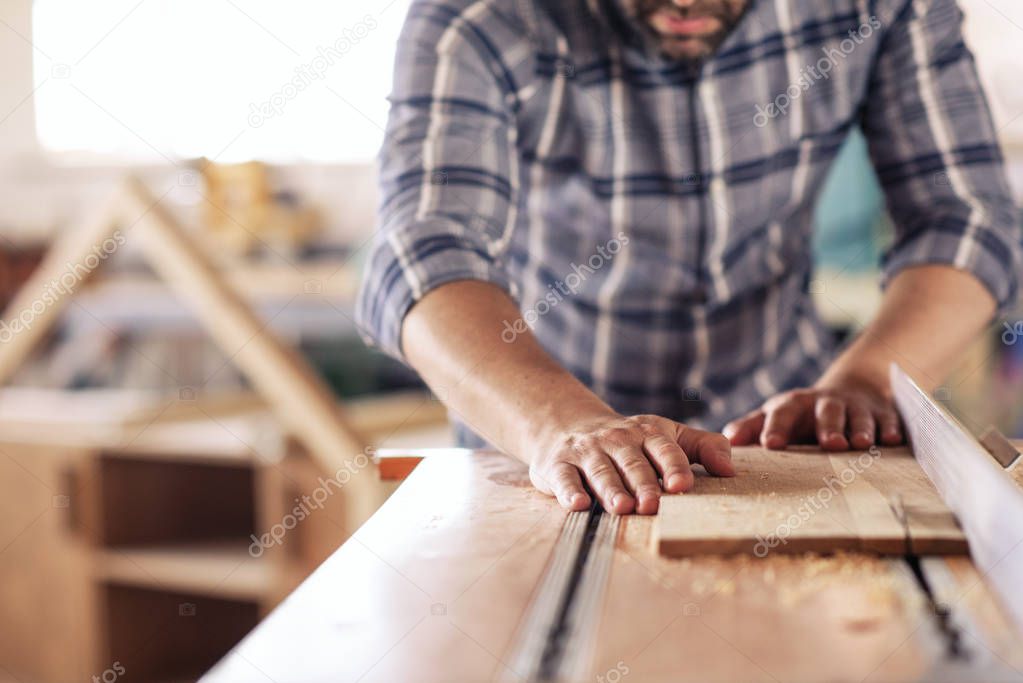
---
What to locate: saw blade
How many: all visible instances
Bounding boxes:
[890,362,1023,632]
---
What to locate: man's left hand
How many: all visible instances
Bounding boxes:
[722,382,904,451]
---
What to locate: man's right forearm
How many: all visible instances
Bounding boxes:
[399,279,735,515]
[400,280,614,459]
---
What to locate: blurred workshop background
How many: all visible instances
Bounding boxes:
[0,1,1020,682]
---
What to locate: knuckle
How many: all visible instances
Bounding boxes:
[567,436,597,458]
[528,467,553,493]
[663,463,689,477]
[638,421,660,436]
[650,439,683,460]
[621,459,654,478]
[553,468,575,485]
[705,430,729,447]
[636,483,661,497]
[817,395,842,409]
[585,461,617,480]
[599,426,644,447]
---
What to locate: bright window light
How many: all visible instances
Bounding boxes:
[32,0,410,163]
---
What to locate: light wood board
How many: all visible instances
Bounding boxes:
[656,446,967,558]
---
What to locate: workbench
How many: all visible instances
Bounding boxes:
[200,448,1023,683]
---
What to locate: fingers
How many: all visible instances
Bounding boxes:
[579,452,635,514]
[608,445,663,514]
[814,395,848,450]
[723,411,765,446]
[547,462,591,511]
[532,413,746,515]
[876,407,903,445]
[846,401,876,449]
[642,432,694,493]
[676,426,735,477]
[724,389,901,456]
[761,398,805,449]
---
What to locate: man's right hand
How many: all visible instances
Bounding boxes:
[529,413,736,515]
[400,281,736,517]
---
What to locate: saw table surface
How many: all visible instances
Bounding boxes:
[201,448,1023,683]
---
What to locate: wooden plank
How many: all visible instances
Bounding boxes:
[856,447,968,555]
[0,188,121,384]
[827,453,906,554]
[979,426,1021,468]
[120,179,381,533]
[656,446,966,558]
[95,542,274,602]
[0,444,102,681]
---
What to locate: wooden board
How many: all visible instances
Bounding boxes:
[655,446,967,558]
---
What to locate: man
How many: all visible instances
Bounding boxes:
[357,0,1021,514]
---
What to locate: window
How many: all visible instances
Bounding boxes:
[32,0,410,163]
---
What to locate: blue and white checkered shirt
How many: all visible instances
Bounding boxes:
[357,0,1022,443]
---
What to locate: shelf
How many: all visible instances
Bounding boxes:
[104,411,283,466]
[95,542,275,602]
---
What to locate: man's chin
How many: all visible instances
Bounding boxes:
[657,36,716,60]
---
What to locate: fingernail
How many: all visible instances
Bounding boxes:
[667,474,686,490]
[612,493,628,509]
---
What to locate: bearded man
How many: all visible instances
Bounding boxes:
[357,0,1021,513]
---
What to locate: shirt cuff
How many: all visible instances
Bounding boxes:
[355,217,515,361]
[880,217,1021,314]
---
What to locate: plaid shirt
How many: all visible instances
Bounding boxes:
[357,0,1022,443]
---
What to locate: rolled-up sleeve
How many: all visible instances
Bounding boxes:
[355,1,519,360]
[861,0,1022,312]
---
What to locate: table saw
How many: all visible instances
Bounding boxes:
[200,368,1023,682]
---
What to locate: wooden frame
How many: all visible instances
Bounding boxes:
[0,177,379,530]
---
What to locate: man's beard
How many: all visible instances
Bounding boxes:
[630,0,748,60]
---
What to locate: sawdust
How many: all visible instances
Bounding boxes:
[486,469,531,488]
[711,553,905,608]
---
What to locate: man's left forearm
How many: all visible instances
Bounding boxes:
[725,264,997,450]
[817,264,997,396]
